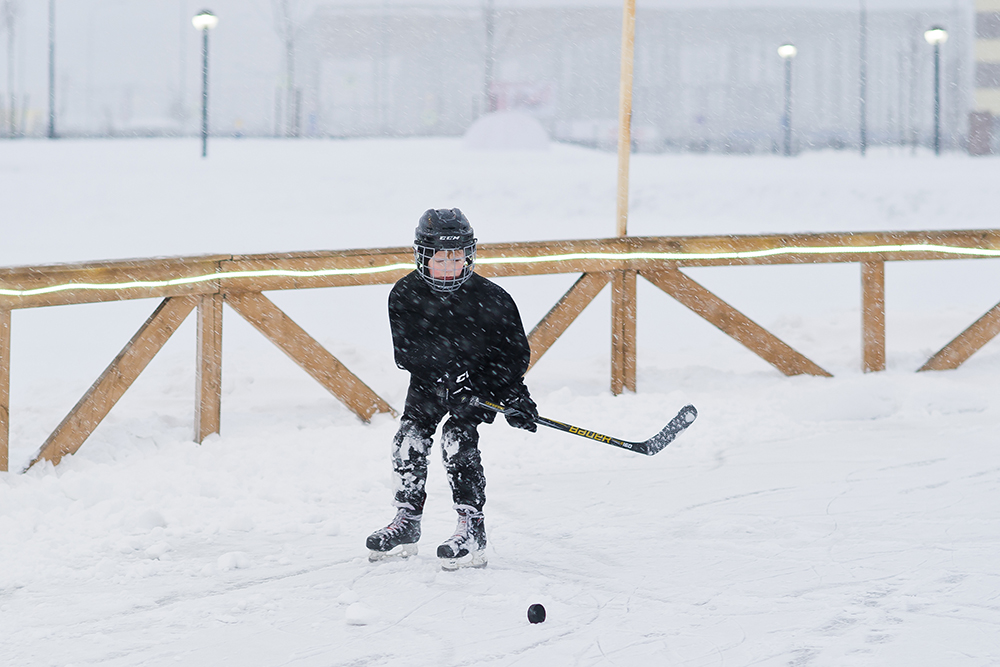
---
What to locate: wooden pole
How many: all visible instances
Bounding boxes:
[615,0,636,238]
[861,261,885,372]
[611,0,637,393]
[0,309,9,472]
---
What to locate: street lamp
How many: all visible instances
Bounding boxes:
[192,10,218,157]
[924,26,947,155]
[48,0,56,139]
[859,0,867,155]
[778,43,797,157]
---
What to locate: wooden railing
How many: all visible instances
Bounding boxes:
[3,229,1000,472]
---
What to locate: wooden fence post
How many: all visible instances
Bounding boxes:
[1,309,9,472]
[861,261,886,372]
[195,293,223,442]
[611,270,638,394]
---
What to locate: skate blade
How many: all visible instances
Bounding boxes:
[368,543,418,563]
[440,550,487,571]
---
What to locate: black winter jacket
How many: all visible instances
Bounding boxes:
[388,271,531,397]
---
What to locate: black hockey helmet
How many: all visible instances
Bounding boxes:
[413,208,477,292]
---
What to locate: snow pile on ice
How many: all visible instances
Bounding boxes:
[344,602,379,625]
[463,111,550,151]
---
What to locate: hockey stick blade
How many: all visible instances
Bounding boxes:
[634,404,698,455]
[470,397,697,456]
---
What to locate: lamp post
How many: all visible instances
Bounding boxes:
[483,0,496,114]
[923,26,947,155]
[48,0,55,139]
[778,43,797,156]
[859,0,867,155]
[192,10,218,158]
[4,0,16,137]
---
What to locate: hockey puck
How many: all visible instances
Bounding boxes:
[527,603,546,624]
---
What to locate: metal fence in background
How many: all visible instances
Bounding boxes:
[303,2,972,153]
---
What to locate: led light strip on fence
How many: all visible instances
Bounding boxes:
[2,243,1000,298]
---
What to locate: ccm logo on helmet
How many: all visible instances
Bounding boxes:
[438,235,461,240]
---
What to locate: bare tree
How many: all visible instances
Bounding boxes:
[274,0,299,137]
[484,0,496,114]
[3,0,18,137]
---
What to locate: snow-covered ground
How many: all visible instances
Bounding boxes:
[1,139,999,666]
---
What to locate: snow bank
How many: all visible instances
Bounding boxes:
[464,111,550,151]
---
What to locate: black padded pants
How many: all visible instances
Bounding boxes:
[391,379,487,513]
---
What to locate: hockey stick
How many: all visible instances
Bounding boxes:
[469,396,697,456]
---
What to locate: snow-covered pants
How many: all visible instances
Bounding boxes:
[391,379,487,513]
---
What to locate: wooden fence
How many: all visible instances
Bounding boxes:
[2,229,1000,472]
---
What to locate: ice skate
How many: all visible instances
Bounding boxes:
[437,506,487,570]
[367,509,421,562]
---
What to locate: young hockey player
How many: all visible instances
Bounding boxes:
[366,208,538,570]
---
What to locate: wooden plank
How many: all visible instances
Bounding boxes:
[195,293,223,442]
[224,292,395,422]
[526,272,611,371]
[918,300,1000,371]
[479,230,1000,276]
[27,296,198,469]
[0,255,226,310]
[218,249,413,291]
[3,231,1000,309]
[616,0,637,237]
[642,268,832,377]
[862,261,886,372]
[0,309,9,472]
[611,270,638,394]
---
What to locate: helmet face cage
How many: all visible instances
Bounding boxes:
[414,240,477,293]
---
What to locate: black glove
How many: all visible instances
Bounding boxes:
[501,381,538,432]
[435,369,497,423]
[435,368,473,410]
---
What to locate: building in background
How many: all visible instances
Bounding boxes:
[970,0,1000,154]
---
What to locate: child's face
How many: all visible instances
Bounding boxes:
[428,249,466,281]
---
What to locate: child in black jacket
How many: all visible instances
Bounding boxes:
[366,208,537,570]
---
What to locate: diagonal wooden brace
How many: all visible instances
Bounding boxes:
[28,296,199,469]
[225,291,395,422]
[642,268,831,377]
[919,299,1000,371]
[527,272,612,372]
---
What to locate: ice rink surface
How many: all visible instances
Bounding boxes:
[1,139,999,666]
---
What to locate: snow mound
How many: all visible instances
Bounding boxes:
[122,509,167,535]
[345,602,379,625]
[464,111,550,151]
[217,552,251,571]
